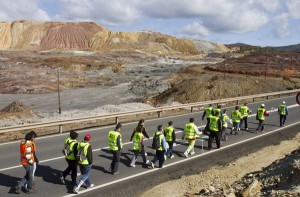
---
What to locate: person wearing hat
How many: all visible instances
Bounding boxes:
[278,101,288,127]
[60,130,79,185]
[256,104,269,133]
[73,134,93,194]
[108,123,123,175]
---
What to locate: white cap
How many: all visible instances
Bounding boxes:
[283,101,286,104]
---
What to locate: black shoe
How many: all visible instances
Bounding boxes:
[15,186,21,194]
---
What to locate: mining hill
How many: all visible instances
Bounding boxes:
[0,20,228,55]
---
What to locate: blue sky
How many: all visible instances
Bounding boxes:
[1,0,300,47]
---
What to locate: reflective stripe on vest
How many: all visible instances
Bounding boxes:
[209,116,220,132]
[133,132,143,151]
[164,126,174,142]
[257,108,265,120]
[205,107,213,118]
[108,131,121,151]
[185,123,195,139]
[221,114,228,128]
[240,106,249,116]
[77,142,90,165]
[20,140,34,165]
[278,104,286,115]
[231,110,241,123]
[64,138,77,160]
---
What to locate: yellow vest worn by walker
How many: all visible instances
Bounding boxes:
[108,130,122,151]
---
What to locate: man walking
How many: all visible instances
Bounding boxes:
[202,104,213,133]
[182,118,202,157]
[130,126,149,167]
[73,134,93,194]
[208,111,223,150]
[278,101,288,127]
[239,103,250,130]
[15,131,38,194]
[60,130,79,185]
[231,106,243,135]
[164,121,176,159]
[108,123,122,175]
[150,125,167,168]
[256,104,269,133]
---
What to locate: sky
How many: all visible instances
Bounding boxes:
[0,0,300,47]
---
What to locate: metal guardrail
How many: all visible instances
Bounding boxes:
[0,89,299,134]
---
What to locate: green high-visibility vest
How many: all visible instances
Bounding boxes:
[257,108,265,120]
[209,116,220,132]
[278,104,286,115]
[221,114,228,128]
[64,138,77,160]
[205,107,213,118]
[240,106,249,117]
[133,132,143,151]
[154,132,163,151]
[231,110,242,123]
[108,131,122,151]
[164,126,174,142]
[184,123,196,139]
[77,142,90,165]
[213,108,221,117]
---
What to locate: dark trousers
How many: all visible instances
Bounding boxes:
[166,141,174,157]
[151,150,165,168]
[63,159,78,183]
[208,131,221,149]
[110,150,121,172]
[204,117,210,132]
[256,120,265,131]
[279,115,286,126]
[240,116,248,129]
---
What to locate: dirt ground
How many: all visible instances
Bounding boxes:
[142,133,300,197]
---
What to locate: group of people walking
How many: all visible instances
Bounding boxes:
[15,100,289,194]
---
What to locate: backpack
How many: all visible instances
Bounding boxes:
[76,144,88,162]
[62,140,75,156]
[152,133,162,150]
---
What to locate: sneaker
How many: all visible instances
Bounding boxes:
[282,124,285,127]
[130,164,136,167]
[237,128,240,131]
[15,186,21,194]
[145,160,149,164]
[224,136,228,141]
[190,151,195,155]
[150,162,155,169]
[183,152,188,158]
[25,189,36,194]
[73,187,79,194]
[60,174,65,184]
[86,184,94,189]
[246,128,249,131]
[170,155,175,159]
[112,171,120,175]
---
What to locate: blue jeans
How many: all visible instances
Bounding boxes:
[78,165,92,187]
[166,142,174,157]
[18,164,34,190]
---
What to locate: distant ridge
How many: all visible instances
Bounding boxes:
[227,43,300,52]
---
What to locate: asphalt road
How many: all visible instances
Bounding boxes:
[0,95,299,197]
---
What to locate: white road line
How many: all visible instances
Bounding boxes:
[62,120,300,197]
[0,104,298,172]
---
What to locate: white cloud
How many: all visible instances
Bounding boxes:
[181,22,211,37]
[0,0,50,21]
[285,0,300,19]
[273,13,290,38]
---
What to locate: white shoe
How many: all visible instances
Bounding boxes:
[170,155,175,159]
[190,151,195,155]
[150,162,154,169]
[183,152,188,158]
[73,187,79,194]
[246,128,249,131]
[87,184,94,189]
[130,164,136,167]
[145,160,149,164]
[145,152,147,156]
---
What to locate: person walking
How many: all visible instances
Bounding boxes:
[15,131,38,194]
[278,101,288,127]
[73,134,93,194]
[221,109,232,141]
[164,121,176,159]
[239,103,250,130]
[130,126,149,167]
[208,111,223,150]
[130,119,150,141]
[108,123,122,175]
[182,118,202,157]
[202,104,213,134]
[256,104,269,133]
[213,104,222,117]
[150,125,168,168]
[60,130,79,185]
[231,106,243,135]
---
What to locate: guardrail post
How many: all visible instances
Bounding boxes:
[236,100,239,105]
[158,111,162,118]
[253,98,255,102]
[267,96,269,100]
[59,125,63,134]
[191,107,193,113]
[115,117,119,124]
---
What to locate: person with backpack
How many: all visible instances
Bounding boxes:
[73,134,93,194]
[231,106,243,135]
[150,125,168,168]
[15,131,38,194]
[278,101,288,127]
[130,126,149,167]
[182,118,202,158]
[60,130,79,185]
[239,103,250,130]
[164,121,176,159]
[108,123,123,175]
[208,111,223,150]
[256,104,269,133]
[221,109,232,141]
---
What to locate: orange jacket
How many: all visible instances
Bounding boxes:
[20,140,36,165]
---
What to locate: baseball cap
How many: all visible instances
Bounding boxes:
[84,134,91,141]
